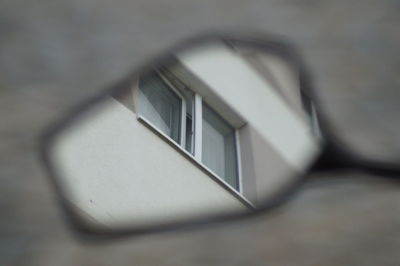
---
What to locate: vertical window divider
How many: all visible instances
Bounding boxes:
[188,94,195,155]
[194,94,203,161]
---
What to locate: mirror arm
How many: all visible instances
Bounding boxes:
[311,142,400,179]
[351,158,400,180]
[311,142,358,172]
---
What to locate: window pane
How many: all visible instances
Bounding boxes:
[202,103,238,190]
[138,73,182,143]
[185,115,193,154]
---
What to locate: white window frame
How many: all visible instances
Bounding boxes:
[135,72,245,197]
[193,94,203,161]
[193,95,242,192]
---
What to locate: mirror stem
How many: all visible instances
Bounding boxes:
[312,142,400,179]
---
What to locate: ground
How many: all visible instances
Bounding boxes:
[1,0,400,265]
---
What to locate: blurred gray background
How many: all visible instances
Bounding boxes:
[1,0,400,265]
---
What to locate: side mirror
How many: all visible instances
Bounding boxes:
[40,33,400,239]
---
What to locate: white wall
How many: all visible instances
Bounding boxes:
[51,97,247,229]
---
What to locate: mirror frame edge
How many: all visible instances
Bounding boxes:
[39,30,379,241]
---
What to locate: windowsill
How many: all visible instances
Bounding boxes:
[137,115,255,209]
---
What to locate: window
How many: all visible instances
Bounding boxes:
[202,103,239,190]
[138,72,184,144]
[137,71,240,192]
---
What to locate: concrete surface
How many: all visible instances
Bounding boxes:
[1,0,400,265]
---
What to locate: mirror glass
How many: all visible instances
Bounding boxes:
[46,40,323,231]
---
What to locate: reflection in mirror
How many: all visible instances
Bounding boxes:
[47,40,323,231]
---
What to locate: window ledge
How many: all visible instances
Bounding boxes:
[137,115,255,209]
